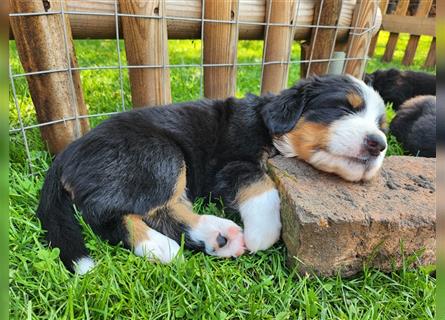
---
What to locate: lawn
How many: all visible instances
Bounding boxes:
[9,31,436,319]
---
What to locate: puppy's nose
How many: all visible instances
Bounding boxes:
[365,134,387,156]
[216,233,228,247]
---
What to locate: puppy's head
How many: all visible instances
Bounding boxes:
[261,75,387,182]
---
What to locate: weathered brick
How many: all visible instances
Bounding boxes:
[268,155,436,277]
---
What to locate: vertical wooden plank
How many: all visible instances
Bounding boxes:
[402,0,433,66]
[261,0,297,94]
[382,0,409,62]
[367,0,389,57]
[120,0,171,107]
[10,0,89,154]
[301,0,342,78]
[424,37,436,68]
[203,0,238,99]
[343,0,378,78]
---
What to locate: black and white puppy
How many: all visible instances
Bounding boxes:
[390,95,436,157]
[36,75,387,274]
[365,68,436,111]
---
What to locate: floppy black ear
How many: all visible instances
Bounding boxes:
[260,81,307,135]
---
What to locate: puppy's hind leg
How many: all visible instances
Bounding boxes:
[145,166,245,258]
[125,215,181,263]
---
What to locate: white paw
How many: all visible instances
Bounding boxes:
[74,256,96,275]
[189,215,245,258]
[134,229,180,263]
[240,189,282,252]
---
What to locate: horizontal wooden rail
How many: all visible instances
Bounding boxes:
[381,16,435,37]
[9,0,359,41]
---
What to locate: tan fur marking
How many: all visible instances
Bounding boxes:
[170,201,200,228]
[170,165,187,203]
[236,175,275,204]
[145,164,187,218]
[285,119,330,161]
[61,178,75,199]
[150,164,201,228]
[379,114,388,131]
[125,214,150,247]
[347,92,364,109]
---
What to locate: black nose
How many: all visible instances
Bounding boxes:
[365,134,386,156]
[216,233,227,248]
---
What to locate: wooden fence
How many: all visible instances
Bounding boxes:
[10,0,381,155]
[368,0,436,67]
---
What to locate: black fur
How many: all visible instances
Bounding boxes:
[365,69,436,111]
[389,95,436,157]
[36,74,369,271]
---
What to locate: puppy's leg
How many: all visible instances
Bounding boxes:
[125,214,180,263]
[213,161,281,252]
[88,214,180,263]
[145,167,245,258]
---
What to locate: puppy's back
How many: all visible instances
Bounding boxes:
[390,95,436,157]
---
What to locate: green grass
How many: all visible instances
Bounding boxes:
[9,31,436,319]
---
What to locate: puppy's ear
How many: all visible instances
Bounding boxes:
[260,81,307,135]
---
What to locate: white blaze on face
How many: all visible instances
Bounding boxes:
[308,77,387,181]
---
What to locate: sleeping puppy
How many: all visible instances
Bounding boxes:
[365,69,436,110]
[36,75,387,274]
[390,95,436,157]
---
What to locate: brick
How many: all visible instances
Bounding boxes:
[268,155,436,277]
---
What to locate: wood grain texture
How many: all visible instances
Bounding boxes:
[9,0,358,41]
[402,0,433,66]
[343,0,378,78]
[367,0,389,57]
[381,15,435,37]
[10,0,89,154]
[120,0,171,107]
[382,0,409,62]
[424,37,436,68]
[303,0,342,77]
[203,0,238,99]
[260,0,298,94]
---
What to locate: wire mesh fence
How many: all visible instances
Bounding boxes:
[9,0,383,174]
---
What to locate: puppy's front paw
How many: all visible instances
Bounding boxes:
[190,215,245,258]
[244,223,280,253]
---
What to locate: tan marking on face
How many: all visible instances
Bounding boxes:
[347,92,364,109]
[125,214,150,247]
[236,175,275,204]
[284,119,330,161]
[379,114,387,131]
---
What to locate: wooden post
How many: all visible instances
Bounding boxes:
[9,0,89,154]
[402,0,433,66]
[203,0,238,99]
[301,0,342,78]
[260,0,297,94]
[382,0,409,62]
[120,0,171,107]
[343,0,378,78]
[424,37,436,68]
[367,0,389,57]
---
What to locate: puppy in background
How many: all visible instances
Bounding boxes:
[365,69,436,110]
[390,95,436,157]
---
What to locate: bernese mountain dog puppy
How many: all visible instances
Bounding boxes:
[390,95,436,157]
[36,75,387,274]
[365,69,436,110]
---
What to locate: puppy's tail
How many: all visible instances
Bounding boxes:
[36,162,94,274]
